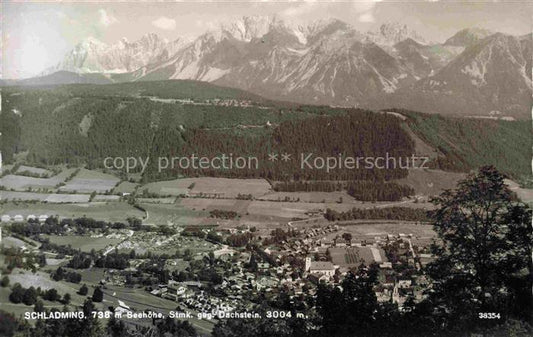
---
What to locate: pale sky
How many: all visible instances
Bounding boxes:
[2,1,532,79]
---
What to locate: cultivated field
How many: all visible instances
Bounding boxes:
[45,194,91,203]
[142,178,194,196]
[189,178,271,198]
[0,191,91,203]
[58,168,120,193]
[16,165,53,176]
[75,169,120,181]
[0,167,78,191]
[0,190,50,201]
[113,181,138,194]
[329,246,387,267]
[42,234,124,253]
[0,201,144,222]
[143,177,271,198]
[330,247,356,266]
[59,178,119,193]
[0,174,61,190]
[141,203,206,226]
[136,197,176,204]
[398,169,465,196]
[92,195,121,201]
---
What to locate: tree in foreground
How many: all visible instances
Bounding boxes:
[22,287,38,306]
[92,287,104,302]
[425,166,532,333]
[9,283,24,304]
[34,300,44,313]
[1,276,10,287]
[78,284,89,296]
[62,293,71,305]
[314,265,382,336]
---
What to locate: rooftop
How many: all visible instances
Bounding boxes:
[310,261,336,271]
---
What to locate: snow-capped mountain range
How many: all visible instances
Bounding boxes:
[44,33,189,74]
[40,17,533,117]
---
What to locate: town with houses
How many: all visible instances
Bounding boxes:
[0,208,435,324]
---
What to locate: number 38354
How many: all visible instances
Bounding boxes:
[478,313,501,319]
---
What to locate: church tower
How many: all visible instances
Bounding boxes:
[304,256,311,272]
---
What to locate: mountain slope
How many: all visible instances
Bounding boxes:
[17,71,114,86]
[443,27,493,48]
[393,33,532,118]
[392,38,462,79]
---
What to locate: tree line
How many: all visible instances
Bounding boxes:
[324,206,429,222]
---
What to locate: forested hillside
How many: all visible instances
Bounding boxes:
[398,109,531,181]
[156,111,415,182]
[1,81,529,184]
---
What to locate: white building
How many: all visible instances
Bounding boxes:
[114,300,132,315]
[305,257,336,277]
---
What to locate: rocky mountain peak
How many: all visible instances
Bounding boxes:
[443,27,493,47]
[79,37,107,50]
[221,16,280,42]
[366,22,427,46]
